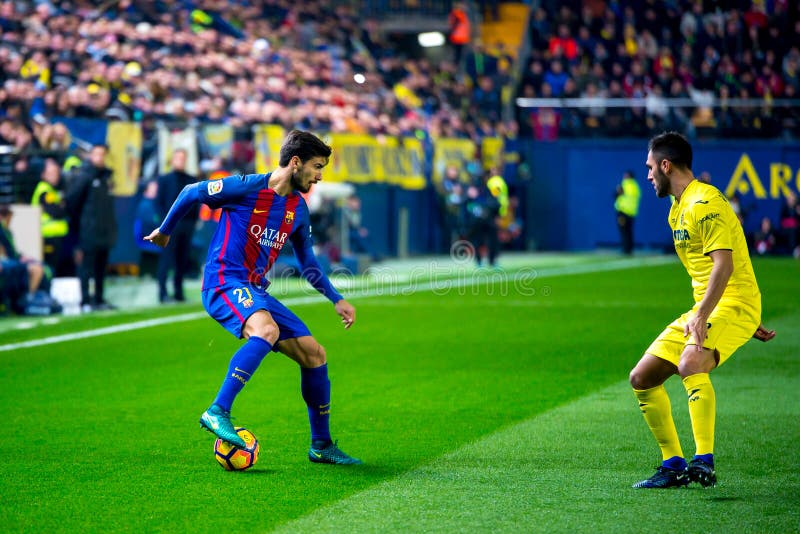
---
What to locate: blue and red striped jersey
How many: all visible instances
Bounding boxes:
[198,173,313,291]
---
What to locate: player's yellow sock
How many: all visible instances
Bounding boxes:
[633,385,684,461]
[683,373,715,455]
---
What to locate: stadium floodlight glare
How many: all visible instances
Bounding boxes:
[353,73,366,84]
[418,32,445,48]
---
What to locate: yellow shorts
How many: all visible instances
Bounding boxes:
[646,301,760,367]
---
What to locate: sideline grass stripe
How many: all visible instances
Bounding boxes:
[0,256,675,353]
[274,313,799,533]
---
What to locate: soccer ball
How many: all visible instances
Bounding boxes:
[214,427,260,471]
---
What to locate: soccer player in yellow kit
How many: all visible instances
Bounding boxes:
[629,132,776,489]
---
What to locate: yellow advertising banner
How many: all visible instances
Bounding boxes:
[203,124,233,160]
[432,138,476,184]
[327,134,426,189]
[383,137,425,190]
[481,137,504,171]
[106,122,142,197]
[253,124,285,174]
[328,134,377,184]
[252,130,426,189]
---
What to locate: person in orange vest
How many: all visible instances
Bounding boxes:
[448,2,471,65]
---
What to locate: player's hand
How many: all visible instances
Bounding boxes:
[752,323,776,342]
[335,299,355,330]
[684,313,708,351]
[144,228,170,248]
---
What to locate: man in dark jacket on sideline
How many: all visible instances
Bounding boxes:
[66,144,117,312]
[155,148,198,302]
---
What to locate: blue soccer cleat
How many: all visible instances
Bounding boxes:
[200,404,246,448]
[632,466,690,489]
[308,440,362,465]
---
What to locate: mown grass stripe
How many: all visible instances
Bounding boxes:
[0,256,675,353]
[275,312,799,532]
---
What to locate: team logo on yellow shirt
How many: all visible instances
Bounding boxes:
[673,229,690,241]
[698,212,720,225]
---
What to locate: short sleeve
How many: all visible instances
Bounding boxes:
[691,194,734,255]
[197,174,265,209]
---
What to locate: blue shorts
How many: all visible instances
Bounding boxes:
[202,283,311,347]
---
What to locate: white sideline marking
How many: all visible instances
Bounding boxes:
[0,256,675,353]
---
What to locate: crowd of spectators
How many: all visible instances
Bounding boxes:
[0,0,513,162]
[517,0,800,139]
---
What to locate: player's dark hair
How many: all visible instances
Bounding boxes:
[648,131,693,170]
[279,130,332,167]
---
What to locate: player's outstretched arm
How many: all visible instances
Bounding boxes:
[753,323,776,342]
[143,183,201,248]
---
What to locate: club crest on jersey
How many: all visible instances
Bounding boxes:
[284,210,295,224]
[207,180,223,195]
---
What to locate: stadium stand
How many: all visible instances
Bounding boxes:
[516,1,800,139]
[0,0,798,314]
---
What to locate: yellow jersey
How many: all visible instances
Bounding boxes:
[668,180,760,311]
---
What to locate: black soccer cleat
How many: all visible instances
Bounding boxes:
[632,466,690,489]
[687,458,717,487]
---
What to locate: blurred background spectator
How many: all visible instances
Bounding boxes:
[516,0,800,140]
[0,204,61,314]
[66,144,116,312]
[30,157,70,275]
[156,149,198,303]
[614,170,640,256]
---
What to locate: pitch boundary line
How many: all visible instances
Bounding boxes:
[0,256,675,353]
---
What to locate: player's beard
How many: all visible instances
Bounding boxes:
[653,167,670,198]
[291,172,310,193]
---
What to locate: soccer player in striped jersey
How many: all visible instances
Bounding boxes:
[145,130,361,465]
[629,132,775,488]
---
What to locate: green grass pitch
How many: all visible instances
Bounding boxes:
[0,256,797,532]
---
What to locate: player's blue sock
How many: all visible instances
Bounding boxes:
[662,456,687,471]
[213,336,272,411]
[301,364,332,444]
[694,453,714,466]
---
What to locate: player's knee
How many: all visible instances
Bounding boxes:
[629,367,655,390]
[677,350,716,378]
[302,342,326,368]
[629,368,645,389]
[677,360,700,379]
[244,317,280,344]
[258,322,280,344]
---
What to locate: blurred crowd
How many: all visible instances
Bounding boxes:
[0,0,514,156]
[517,0,800,139]
[3,0,798,315]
